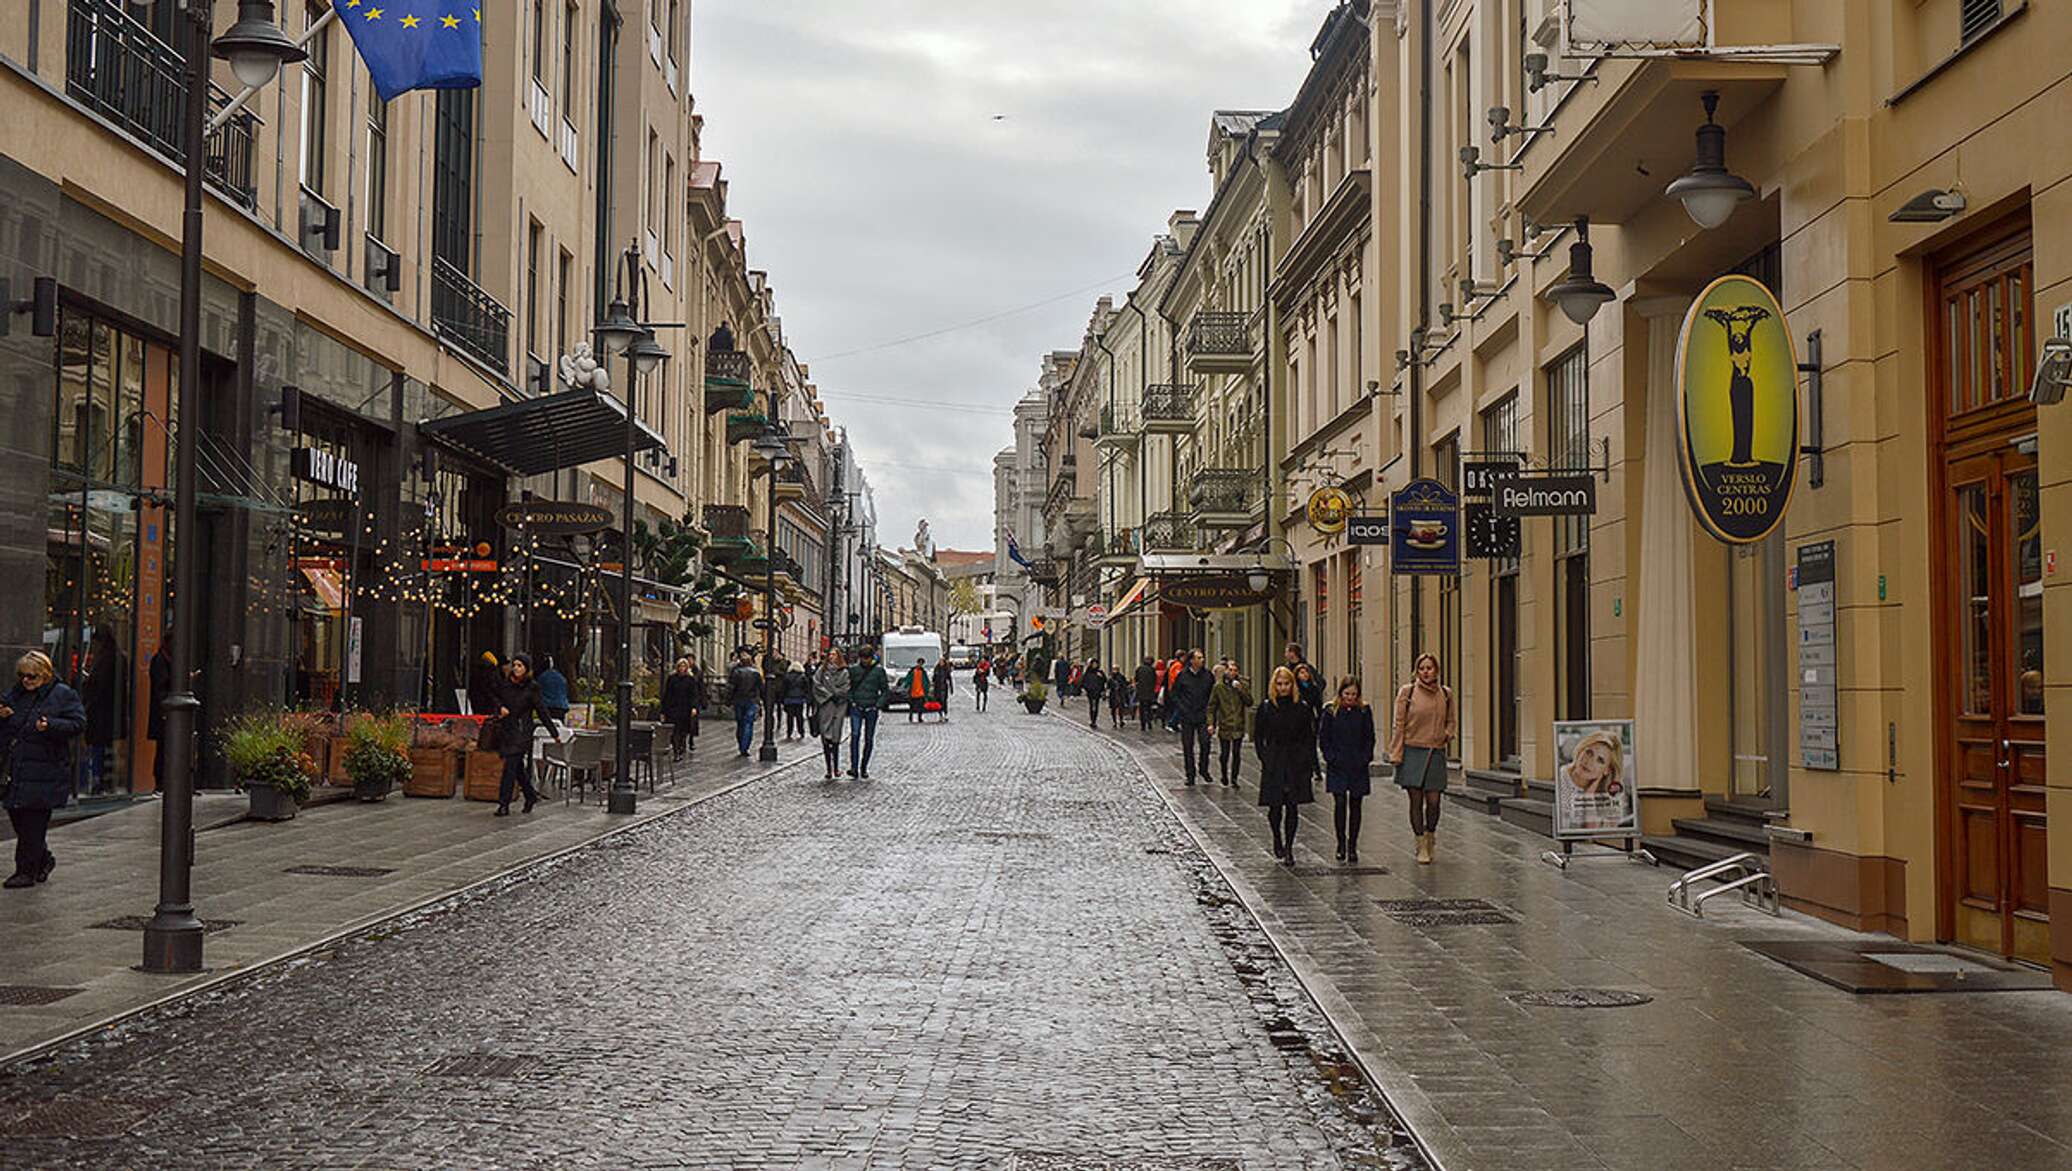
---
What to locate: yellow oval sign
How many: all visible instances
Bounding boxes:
[1307,486,1352,535]
[1675,274,1800,544]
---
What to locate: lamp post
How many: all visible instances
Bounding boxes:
[142,0,302,976]
[751,423,789,763]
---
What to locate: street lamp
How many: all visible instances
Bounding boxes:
[594,293,643,357]
[751,426,791,763]
[143,0,304,976]
[1665,90,1756,230]
[1545,217,1615,326]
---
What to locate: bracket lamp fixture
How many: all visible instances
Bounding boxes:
[1545,217,1615,326]
[1665,91,1756,229]
[1889,188,1967,224]
[1487,106,1554,144]
[1523,52,1597,94]
[1460,145,1522,180]
[2032,338,2072,406]
[0,276,57,338]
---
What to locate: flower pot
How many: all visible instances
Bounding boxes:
[247,784,299,822]
[463,752,505,802]
[1021,698,1047,714]
[405,748,460,798]
[352,775,393,803]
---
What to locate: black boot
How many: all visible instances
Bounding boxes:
[494,805,511,817]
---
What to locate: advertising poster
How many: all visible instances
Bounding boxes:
[1552,719,1639,840]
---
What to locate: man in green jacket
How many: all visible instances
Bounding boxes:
[1208,661,1255,787]
[846,648,891,779]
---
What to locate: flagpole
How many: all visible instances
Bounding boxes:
[208,7,336,134]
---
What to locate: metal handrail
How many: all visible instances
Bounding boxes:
[430,256,513,375]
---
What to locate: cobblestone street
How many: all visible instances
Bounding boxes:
[0,708,1413,1170]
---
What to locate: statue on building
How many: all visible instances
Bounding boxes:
[559,343,612,393]
[914,519,934,560]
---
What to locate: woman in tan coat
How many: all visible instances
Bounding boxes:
[1387,652,1456,864]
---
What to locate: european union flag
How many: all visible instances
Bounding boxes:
[336,1,483,103]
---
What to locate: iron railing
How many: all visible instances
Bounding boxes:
[704,349,755,413]
[1098,402,1138,438]
[1189,467,1259,516]
[1142,511,1198,551]
[703,504,752,540]
[1026,559,1062,586]
[1142,384,1196,428]
[430,256,512,375]
[66,0,260,210]
[1097,527,1141,561]
[1187,311,1252,360]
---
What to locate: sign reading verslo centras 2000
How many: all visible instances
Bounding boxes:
[1491,474,1597,517]
[1676,274,1800,544]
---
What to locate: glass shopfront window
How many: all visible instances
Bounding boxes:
[287,422,369,712]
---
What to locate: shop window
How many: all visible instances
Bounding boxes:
[298,2,330,196]
[1548,346,1590,720]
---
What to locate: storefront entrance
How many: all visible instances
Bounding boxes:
[1932,219,2047,964]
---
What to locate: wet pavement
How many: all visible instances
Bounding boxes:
[0,707,1418,1170]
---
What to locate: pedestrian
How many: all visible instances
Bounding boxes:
[1294,661,1325,723]
[1107,666,1128,728]
[466,650,502,716]
[79,627,126,793]
[727,648,763,758]
[660,657,703,760]
[490,654,561,817]
[1208,660,1254,787]
[1253,665,1317,867]
[1053,655,1072,697]
[1387,652,1457,865]
[973,657,991,711]
[1318,676,1376,864]
[536,656,572,724]
[1081,659,1107,728]
[1,652,86,888]
[812,649,852,780]
[1163,653,1188,731]
[782,659,811,740]
[904,658,930,723]
[1134,657,1158,731]
[847,647,890,778]
[1166,649,1214,785]
[932,658,954,722]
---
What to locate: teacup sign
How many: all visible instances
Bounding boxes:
[1675,274,1800,543]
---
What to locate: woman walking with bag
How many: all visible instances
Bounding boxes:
[1388,653,1456,864]
[1207,661,1253,787]
[491,655,561,817]
[660,657,703,760]
[1,652,86,889]
[1318,676,1376,864]
[1252,666,1316,867]
[813,650,852,780]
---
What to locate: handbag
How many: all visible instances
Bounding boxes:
[475,717,500,752]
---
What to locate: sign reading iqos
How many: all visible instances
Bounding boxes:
[1675,274,1800,544]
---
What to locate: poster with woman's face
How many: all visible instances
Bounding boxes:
[1552,719,1639,840]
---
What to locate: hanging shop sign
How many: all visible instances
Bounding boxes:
[1491,473,1598,517]
[1306,486,1353,535]
[293,497,357,537]
[1552,719,1641,841]
[422,543,499,573]
[1463,458,1521,497]
[1465,503,1521,559]
[1676,274,1800,544]
[1346,514,1390,546]
[290,446,361,495]
[1390,479,1460,576]
[496,501,615,535]
[1160,576,1277,610]
[1795,540,1840,771]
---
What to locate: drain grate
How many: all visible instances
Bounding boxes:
[1375,897,1515,927]
[422,1054,542,1079]
[1012,1155,1243,1171]
[1511,988,1654,1009]
[0,985,84,1006]
[974,830,1054,842]
[88,916,241,933]
[284,864,396,878]
[0,1099,155,1139]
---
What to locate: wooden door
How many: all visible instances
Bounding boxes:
[1933,222,2046,963]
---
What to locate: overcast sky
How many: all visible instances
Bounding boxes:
[692,1,1325,552]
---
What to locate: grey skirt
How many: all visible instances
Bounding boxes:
[1393,746,1448,791]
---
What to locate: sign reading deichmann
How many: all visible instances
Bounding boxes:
[1675,274,1801,544]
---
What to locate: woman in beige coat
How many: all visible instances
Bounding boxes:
[1387,653,1456,864]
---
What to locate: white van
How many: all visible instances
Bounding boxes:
[879,628,946,709]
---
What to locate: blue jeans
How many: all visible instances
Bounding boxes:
[734,702,758,755]
[848,707,880,774]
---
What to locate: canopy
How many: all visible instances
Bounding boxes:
[1106,577,1153,624]
[418,389,665,478]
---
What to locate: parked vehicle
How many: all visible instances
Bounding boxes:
[879,628,946,710]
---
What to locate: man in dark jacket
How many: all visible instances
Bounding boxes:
[782,661,811,739]
[1133,658,1159,731]
[726,649,763,757]
[1,652,86,888]
[1081,660,1107,728]
[1166,650,1215,785]
[846,648,890,778]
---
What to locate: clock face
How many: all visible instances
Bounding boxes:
[1465,503,1519,559]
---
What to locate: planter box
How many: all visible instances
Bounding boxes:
[463,752,505,802]
[353,776,394,803]
[324,737,351,785]
[405,748,460,798]
[247,785,299,822]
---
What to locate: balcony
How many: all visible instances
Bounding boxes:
[1094,527,1141,569]
[1026,559,1062,587]
[1189,467,1262,529]
[1044,465,1080,519]
[1185,311,1254,376]
[1141,511,1198,552]
[704,349,754,414]
[66,0,260,210]
[430,256,513,376]
[1095,403,1140,451]
[1142,384,1196,435]
[702,504,752,565]
[726,410,772,445]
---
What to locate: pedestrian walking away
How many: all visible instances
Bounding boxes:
[727,649,764,757]
[1081,660,1107,728]
[847,649,890,778]
[1207,661,1254,787]
[1253,666,1317,867]
[1,652,85,889]
[1107,666,1128,727]
[782,659,812,739]
[932,659,954,723]
[1318,676,1376,864]
[1166,650,1214,785]
[535,656,572,724]
[904,660,931,723]
[1134,657,1159,731]
[812,649,853,780]
[972,657,991,711]
[660,657,705,760]
[1388,652,1457,864]
[490,655,562,816]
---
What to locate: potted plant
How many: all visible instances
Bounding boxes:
[407,718,469,798]
[223,711,318,821]
[1021,678,1049,715]
[342,712,413,802]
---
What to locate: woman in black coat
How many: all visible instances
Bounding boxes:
[1252,665,1317,867]
[1317,677,1376,865]
[660,657,704,760]
[2,652,87,888]
[1080,661,1107,729]
[491,654,561,816]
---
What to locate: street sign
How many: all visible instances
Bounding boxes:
[1797,540,1839,770]
[1491,473,1598,517]
[1391,479,1460,576]
[1346,514,1390,546]
[753,617,779,631]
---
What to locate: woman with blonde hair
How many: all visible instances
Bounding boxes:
[1387,652,1456,865]
[1251,665,1318,866]
[1,652,86,888]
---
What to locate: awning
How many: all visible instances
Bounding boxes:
[1106,577,1153,623]
[1137,552,1294,575]
[418,389,666,478]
